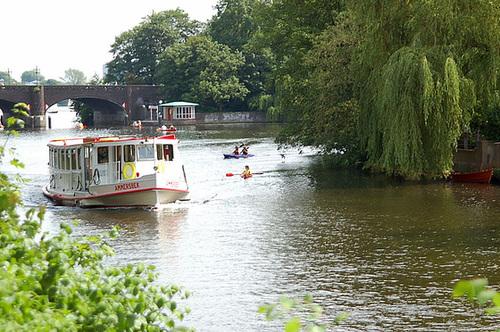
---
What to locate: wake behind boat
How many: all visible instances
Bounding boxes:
[43,134,189,208]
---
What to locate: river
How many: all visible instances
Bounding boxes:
[2,114,500,331]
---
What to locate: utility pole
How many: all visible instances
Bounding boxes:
[34,66,40,85]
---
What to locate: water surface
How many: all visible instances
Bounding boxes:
[3,121,500,331]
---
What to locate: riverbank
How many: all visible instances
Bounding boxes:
[139,111,276,127]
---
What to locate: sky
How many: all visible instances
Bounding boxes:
[1,0,218,82]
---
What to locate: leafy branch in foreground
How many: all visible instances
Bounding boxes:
[453,278,500,315]
[258,294,348,332]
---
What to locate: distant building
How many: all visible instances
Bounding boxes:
[158,101,198,121]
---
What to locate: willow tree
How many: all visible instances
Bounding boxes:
[364,48,473,179]
[353,0,500,179]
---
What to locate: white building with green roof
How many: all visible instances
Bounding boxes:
[158,101,198,122]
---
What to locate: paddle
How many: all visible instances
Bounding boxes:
[226,172,263,177]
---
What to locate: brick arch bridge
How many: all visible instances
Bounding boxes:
[0,85,161,126]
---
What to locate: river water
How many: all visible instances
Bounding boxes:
[2,113,500,331]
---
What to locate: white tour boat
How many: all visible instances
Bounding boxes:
[43,134,189,208]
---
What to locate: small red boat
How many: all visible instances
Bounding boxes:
[450,168,493,183]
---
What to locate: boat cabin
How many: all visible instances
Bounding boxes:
[47,136,179,193]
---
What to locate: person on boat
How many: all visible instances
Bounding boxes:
[232,146,240,155]
[161,124,167,131]
[241,146,249,156]
[241,165,252,177]
[97,147,108,163]
[168,123,176,130]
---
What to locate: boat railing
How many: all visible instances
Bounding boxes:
[50,167,83,192]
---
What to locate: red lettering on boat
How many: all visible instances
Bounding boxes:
[114,182,140,191]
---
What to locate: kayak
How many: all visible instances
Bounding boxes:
[223,154,254,159]
[241,174,253,179]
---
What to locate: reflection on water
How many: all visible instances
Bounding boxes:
[3,124,500,331]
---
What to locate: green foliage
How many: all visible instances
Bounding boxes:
[106,9,203,85]
[258,294,347,331]
[21,70,45,85]
[0,71,17,85]
[361,48,473,179]
[253,3,360,165]
[73,101,94,127]
[6,103,30,130]
[480,94,500,141]
[0,144,193,331]
[453,278,500,316]
[352,0,499,179]
[61,68,86,85]
[156,36,248,110]
[209,0,275,111]
[209,0,258,51]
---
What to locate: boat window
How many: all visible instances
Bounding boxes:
[97,147,109,164]
[163,144,174,161]
[113,146,121,163]
[138,144,155,160]
[67,150,71,169]
[55,150,59,169]
[71,149,78,169]
[124,145,135,162]
[49,148,53,167]
[156,144,163,160]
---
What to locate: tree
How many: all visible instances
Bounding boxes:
[45,79,61,85]
[105,9,204,85]
[352,0,500,179]
[209,0,259,51]
[274,11,362,166]
[251,0,355,161]
[21,70,45,85]
[73,101,94,127]
[209,0,275,112]
[156,36,249,110]
[0,71,16,85]
[61,68,86,85]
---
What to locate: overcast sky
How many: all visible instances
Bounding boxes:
[1,0,218,82]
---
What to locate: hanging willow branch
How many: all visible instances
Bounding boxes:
[364,47,473,180]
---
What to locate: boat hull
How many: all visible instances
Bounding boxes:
[223,154,254,159]
[43,184,189,208]
[450,169,493,183]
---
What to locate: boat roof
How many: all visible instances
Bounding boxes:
[159,101,199,107]
[48,135,177,147]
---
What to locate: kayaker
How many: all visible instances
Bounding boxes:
[232,146,240,155]
[241,146,249,156]
[240,165,252,176]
